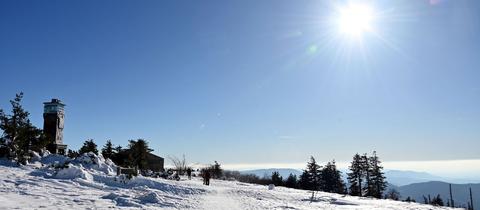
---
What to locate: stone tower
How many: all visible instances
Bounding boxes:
[43,99,67,154]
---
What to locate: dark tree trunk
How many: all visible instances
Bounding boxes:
[470,187,474,210]
[449,184,454,207]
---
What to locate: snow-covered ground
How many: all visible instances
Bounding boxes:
[0,154,459,210]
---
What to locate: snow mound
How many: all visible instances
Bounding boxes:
[39,154,70,167]
[137,191,162,204]
[71,152,116,175]
[55,164,93,181]
[127,176,206,195]
[102,193,143,207]
[35,152,116,180]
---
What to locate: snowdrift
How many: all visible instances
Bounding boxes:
[0,154,461,209]
[55,163,93,181]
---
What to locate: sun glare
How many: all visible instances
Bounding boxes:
[337,4,374,37]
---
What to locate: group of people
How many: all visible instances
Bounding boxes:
[184,168,210,185]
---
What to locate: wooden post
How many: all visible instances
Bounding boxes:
[470,187,474,210]
[449,184,454,207]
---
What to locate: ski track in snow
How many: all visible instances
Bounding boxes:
[0,155,462,210]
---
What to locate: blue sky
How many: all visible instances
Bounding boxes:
[1,0,479,174]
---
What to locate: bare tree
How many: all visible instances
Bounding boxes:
[168,154,187,175]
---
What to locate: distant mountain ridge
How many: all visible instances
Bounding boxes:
[394,181,479,208]
[384,170,443,186]
[241,168,480,186]
[240,168,302,178]
[385,170,480,186]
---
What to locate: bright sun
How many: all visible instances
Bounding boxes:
[337,4,375,37]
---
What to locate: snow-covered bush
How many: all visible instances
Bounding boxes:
[55,164,93,181]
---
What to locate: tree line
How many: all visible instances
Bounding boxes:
[281,152,386,200]
[68,138,154,172]
[222,152,387,200]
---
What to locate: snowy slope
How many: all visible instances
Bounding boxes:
[0,155,460,210]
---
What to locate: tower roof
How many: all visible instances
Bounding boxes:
[43,98,65,106]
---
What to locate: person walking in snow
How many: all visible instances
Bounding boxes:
[203,170,211,185]
[187,168,192,180]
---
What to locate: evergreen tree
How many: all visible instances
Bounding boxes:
[212,161,223,178]
[27,126,48,153]
[431,194,444,206]
[368,151,387,198]
[361,153,373,197]
[67,149,79,158]
[404,196,415,202]
[284,173,298,188]
[308,156,322,190]
[127,139,153,170]
[114,145,123,153]
[101,140,114,159]
[347,153,363,196]
[306,156,322,201]
[271,171,283,186]
[299,156,322,192]
[423,195,429,204]
[0,93,45,164]
[298,170,311,190]
[79,139,98,155]
[320,160,346,194]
